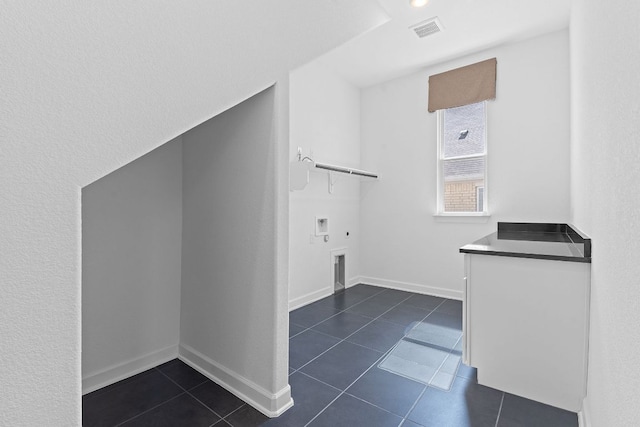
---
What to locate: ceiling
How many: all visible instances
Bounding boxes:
[317,0,572,87]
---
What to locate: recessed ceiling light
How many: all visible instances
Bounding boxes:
[410,0,429,7]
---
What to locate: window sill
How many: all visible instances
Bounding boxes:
[433,212,491,223]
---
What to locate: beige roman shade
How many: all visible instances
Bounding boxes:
[428,58,497,112]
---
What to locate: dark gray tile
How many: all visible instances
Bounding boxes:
[189,380,246,418]
[290,303,340,328]
[401,420,424,427]
[301,341,383,390]
[289,323,306,338]
[422,311,462,331]
[311,312,372,339]
[327,292,374,311]
[381,304,433,327]
[308,393,402,427]
[288,368,296,375]
[408,376,502,427]
[258,372,341,426]
[372,289,413,305]
[436,299,463,317]
[346,284,386,297]
[346,366,425,417]
[83,368,148,399]
[224,404,269,426]
[346,298,395,318]
[327,285,387,310]
[402,294,446,310]
[497,393,578,427]
[120,393,220,426]
[156,359,209,390]
[82,369,183,427]
[289,329,341,369]
[346,319,407,352]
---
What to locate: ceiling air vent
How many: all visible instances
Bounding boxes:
[409,17,443,39]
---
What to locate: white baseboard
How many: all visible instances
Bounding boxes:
[356,276,463,300]
[179,343,293,418]
[82,344,179,395]
[288,275,363,311]
[346,276,361,288]
[289,286,334,311]
[578,396,591,427]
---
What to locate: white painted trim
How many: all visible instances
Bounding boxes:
[578,397,591,427]
[179,343,293,418]
[289,286,333,311]
[82,344,179,394]
[347,276,360,288]
[357,276,463,300]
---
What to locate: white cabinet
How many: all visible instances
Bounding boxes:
[463,253,590,412]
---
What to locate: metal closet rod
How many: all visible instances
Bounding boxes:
[313,161,378,179]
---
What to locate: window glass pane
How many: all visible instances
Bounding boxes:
[443,102,485,158]
[443,157,485,181]
[443,157,485,212]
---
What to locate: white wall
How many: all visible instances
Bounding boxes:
[82,138,182,393]
[359,30,571,298]
[571,1,640,425]
[0,1,388,423]
[180,87,291,415]
[289,60,363,309]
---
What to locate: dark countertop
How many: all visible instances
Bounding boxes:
[459,222,591,263]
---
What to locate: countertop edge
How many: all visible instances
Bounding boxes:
[459,247,592,263]
[460,222,592,263]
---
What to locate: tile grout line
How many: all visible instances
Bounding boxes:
[364,297,453,389]
[113,364,204,426]
[294,290,450,391]
[297,370,347,393]
[300,287,450,335]
[420,332,464,390]
[93,288,456,427]
[495,392,505,427]
[298,291,453,426]
[344,391,417,422]
[303,346,397,427]
[293,288,458,425]
[400,384,430,427]
[220,402,248,423]
[392,300,461,425]
[183,388,228,422]
[293,291,413,373]
[154,367,227,421]
[292,286,389,331]
[113,391,187,426]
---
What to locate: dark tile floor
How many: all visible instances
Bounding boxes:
[83,284,579,427]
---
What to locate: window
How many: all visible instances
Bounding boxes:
[437,101,487,214]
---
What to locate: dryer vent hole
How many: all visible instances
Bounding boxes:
[334,254,345,293]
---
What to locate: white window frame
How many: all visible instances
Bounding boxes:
[476,186,484,212]
[436,101,489,216]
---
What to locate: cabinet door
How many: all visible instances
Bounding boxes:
[466,254,590,412]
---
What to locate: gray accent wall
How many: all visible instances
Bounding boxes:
[82,137,183,389]
[180,86,290,411]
